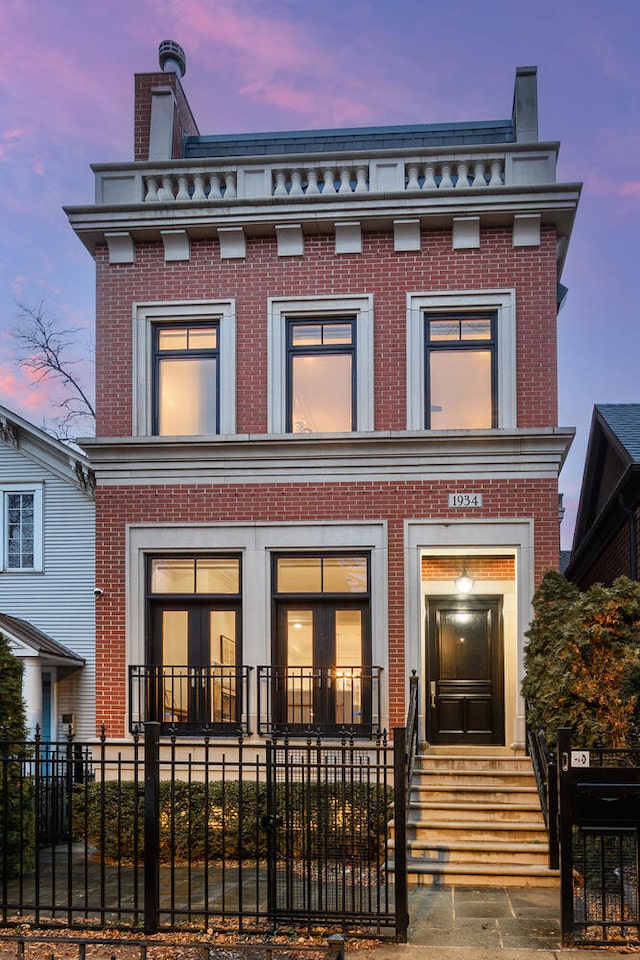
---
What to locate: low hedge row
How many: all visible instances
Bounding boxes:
[72,779,392,863]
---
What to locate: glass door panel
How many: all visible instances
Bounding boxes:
[335,609,363,724]
[209,609,237,723]
[286,609,313,724]
[162,610,189,723]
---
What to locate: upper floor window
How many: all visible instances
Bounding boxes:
[134,300,236,438]
[425,313,497,429]
[268,295,374,435]
[153,322,219,436]
[287,318,355,433]
[406,290,516,431]
[1,484,43,572]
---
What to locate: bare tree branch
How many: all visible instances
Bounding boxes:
[13,301,96,437]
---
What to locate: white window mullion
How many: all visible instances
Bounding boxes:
[1,483,43,572]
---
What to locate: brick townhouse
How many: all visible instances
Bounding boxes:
[65,43,580,751]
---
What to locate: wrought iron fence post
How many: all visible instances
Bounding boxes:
[263,738,278,926]
[557,727,574,946]
[144,722,161,934]
[65,729,75,923]
[393,726,408,942]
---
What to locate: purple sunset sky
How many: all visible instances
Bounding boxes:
[1,0,638,550]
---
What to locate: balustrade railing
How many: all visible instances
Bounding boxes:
[140,157,505,204]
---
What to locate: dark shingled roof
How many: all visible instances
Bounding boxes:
[596,404,640,465]
[184,119,514,159]
[0,613,84,664]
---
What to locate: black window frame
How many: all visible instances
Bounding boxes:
[285,316,357,433]
[144,554,243,734]
[152,320,220,436]
[424,311,498,430]
[270,551,373,734]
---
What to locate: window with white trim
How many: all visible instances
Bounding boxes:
[287,317,356,433]
[268,295,374,434]
[1,484,43,572]
[134,300,236,437]
[153,321,220,436]
[406,290,516,431]
[425,312,497,429]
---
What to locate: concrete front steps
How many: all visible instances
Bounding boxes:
[403,748,559,887]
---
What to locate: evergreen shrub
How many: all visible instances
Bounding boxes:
[523,571,640,747]
[0,629,35,878]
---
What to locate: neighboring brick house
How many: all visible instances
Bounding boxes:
[566,404,640,590]
[65,44,580,749]
[0,404,95,738]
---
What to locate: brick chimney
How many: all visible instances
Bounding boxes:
[134,41,199,161]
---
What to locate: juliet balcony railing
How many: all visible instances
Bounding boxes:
[256,664,383,738]
[93,145,558,207]
[129,664,252,735]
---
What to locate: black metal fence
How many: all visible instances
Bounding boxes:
[0,725,405,939]
[557,727,640,947]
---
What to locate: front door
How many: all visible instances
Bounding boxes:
[426,596,504,745]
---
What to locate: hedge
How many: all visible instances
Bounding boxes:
[73,779,392,863]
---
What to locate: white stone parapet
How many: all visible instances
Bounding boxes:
[93,144,559,207]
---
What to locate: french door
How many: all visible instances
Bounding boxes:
[151,604,239,731]
[275,602,370,731]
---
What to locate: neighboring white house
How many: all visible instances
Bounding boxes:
[0,404,95,739]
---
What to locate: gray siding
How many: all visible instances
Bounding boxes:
[0,443,95,738]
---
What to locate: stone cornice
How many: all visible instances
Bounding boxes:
[65,183,581,254]
[79,428,575,487]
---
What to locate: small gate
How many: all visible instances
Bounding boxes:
[264,735,396,934]
[558,728,640,946]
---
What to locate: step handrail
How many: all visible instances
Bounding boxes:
[406,672,419,791]
[525,714,559,869]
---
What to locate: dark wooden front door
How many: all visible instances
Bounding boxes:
[426,597,504,745]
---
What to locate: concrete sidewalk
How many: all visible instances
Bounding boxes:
[363,885,636,959]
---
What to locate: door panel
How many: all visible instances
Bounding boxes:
[426,597,504,745]
[153,604,239,730]
[161,609,189,723]
[275,602,368,730]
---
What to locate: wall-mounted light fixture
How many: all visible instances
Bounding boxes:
[454,568,474,594]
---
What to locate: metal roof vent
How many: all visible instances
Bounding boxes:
[158,40,186,77]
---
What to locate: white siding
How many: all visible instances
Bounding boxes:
[0,443,95,739]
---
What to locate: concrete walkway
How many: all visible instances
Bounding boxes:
[364,885,636,959]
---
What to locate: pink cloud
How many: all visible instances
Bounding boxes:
[147,0,404,128]
[619,182,640,199]
[2,129,28,142]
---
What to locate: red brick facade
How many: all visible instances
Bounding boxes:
[95,478,559,735]
[96,227,558,438]
[68,63,579,746]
